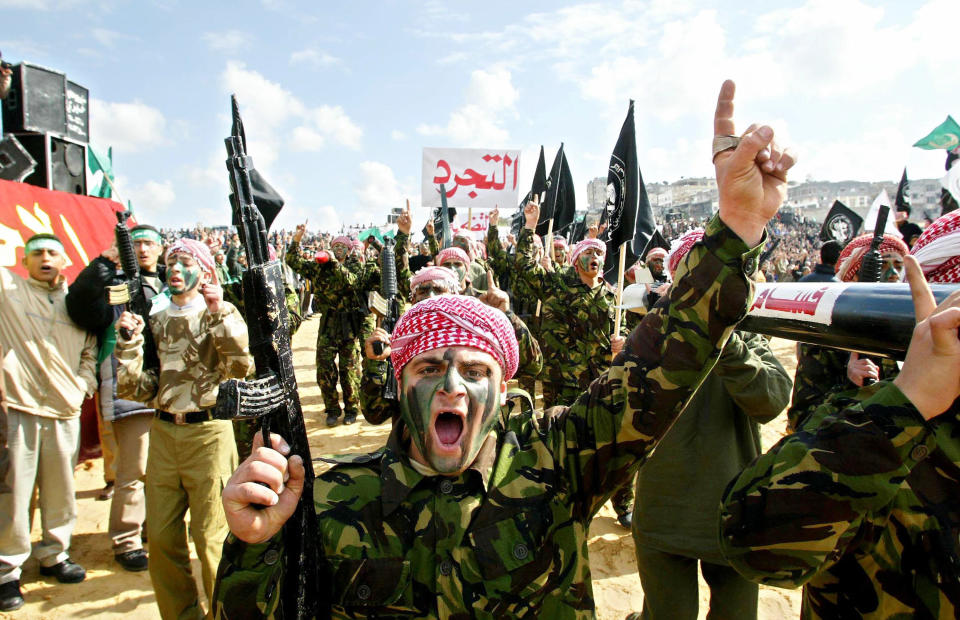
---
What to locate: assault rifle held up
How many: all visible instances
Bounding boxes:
[107,210,159,370]
[855,204,891,384]
[211,95,327,620]
[367,236,400,400]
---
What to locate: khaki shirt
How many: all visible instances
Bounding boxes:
[0,267,97,419]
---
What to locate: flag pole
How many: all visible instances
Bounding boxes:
[100,172,124,204]
[534,193,548,318]
[612,241,627,360]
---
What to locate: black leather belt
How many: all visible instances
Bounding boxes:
[155,410,213,425]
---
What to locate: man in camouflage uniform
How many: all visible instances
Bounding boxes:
[486,208,544,400]
[286,227,363,426]
[719,253,960,619]
[212,79,792,619]
[516,208,626,410]
[116,238,252,620]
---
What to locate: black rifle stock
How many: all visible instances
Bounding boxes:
[112,211,159,370]
[213,95,326,620]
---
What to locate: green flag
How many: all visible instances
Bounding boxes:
[913,115,960,150]
[88,145,114,198]
[359,226,384,243]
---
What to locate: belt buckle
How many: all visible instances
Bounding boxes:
[174,412,186,425]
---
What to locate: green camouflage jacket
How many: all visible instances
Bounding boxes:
[789,344,900,430]
[115,299,253,412]
[212,215,762,619]
[286,240,362,339]
[360,306,543,426]
[486,224,538,319]
[720,382,959,619]
[515,227,625,390]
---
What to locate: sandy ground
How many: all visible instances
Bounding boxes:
[2,316,802,619]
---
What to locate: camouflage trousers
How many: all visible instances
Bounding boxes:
[316,330,361,419]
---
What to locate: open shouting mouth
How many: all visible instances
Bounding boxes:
[431,410,466,451]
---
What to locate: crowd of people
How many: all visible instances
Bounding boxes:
[0,79,958,620]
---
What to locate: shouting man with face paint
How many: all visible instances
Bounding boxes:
[286,226,365,426]
[213,79,797,618]
[360,264,543,426]
[0,234,98,612]
[115,237,253,620]
[516,221,626,410]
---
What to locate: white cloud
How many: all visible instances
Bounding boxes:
[124,179,176,223]
[391,130,406,141]
[417,66,518,145]
[289,48,341,68]
[91,28,133,48]
[290,126,326,151]
[89,99,168,153]
[203,30,251,54]
[352,162,419,226]
[221,61,361,152]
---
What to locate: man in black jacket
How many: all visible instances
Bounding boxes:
[66,224,165,572]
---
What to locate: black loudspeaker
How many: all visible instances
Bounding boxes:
[2,63,89,142]
[12,133,86,195]
[0,135,37,182]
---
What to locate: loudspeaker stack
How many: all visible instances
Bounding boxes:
[1,62,89,195]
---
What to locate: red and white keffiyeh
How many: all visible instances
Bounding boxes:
[390,294,519,383]
[570,238,605,266]
[667,228,704,276]
[646,247,667,261]
[410,266,460,293]
[836,233,909,282]
[331,235,352,248]
[435,247,470,267]
[910,210,960,283]
[167,238,215,275]
[553,237,568,248]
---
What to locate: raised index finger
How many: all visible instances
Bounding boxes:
[714,79,736,137]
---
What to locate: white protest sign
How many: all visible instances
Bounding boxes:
[863,190,903,238]
[422,147,520,211]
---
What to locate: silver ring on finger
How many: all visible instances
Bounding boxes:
[712,135,740,162]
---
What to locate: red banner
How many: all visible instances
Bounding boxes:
[0,180,125,281]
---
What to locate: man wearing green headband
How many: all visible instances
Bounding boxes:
[0,234,98,612]
[66,223,166,576]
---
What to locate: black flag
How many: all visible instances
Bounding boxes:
[602,101,641,283]
[514,146,547,237]
[819,200,863,246]
[552,150,576,238]
[895,167,910,212]
[227,97,284,229]
[640,228,669,259]
[537,144,564,236]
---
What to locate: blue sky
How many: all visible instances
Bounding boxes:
[3,0,957,233]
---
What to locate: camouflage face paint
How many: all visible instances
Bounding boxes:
[400,347,500,474]
[882,252,904,282]
[332,243,348,261]
[166,254,202,295]
[442,260,467,286]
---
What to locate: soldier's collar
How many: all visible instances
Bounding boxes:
[380,422,499,517]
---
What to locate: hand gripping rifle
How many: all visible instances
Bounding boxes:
[367,237,400,400]
[212,96,327,620]
[108,210,159,370]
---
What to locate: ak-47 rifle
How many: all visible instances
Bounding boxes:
[212,95,327,620]
[367,237,400,400]
[856,204,891,385]
[108,210,159,370]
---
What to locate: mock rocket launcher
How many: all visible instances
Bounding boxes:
[741,281,959,360]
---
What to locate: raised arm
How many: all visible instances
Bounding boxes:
[554,79,793,518]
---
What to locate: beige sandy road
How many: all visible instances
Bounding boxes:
[3,315,800,619]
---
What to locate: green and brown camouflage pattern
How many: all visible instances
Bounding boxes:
[213,214,763,619]
[720,382,960,619]
[286,241,364,418]
[515,227,626,408]
[116,301,253,412]
[789,344,900,431]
